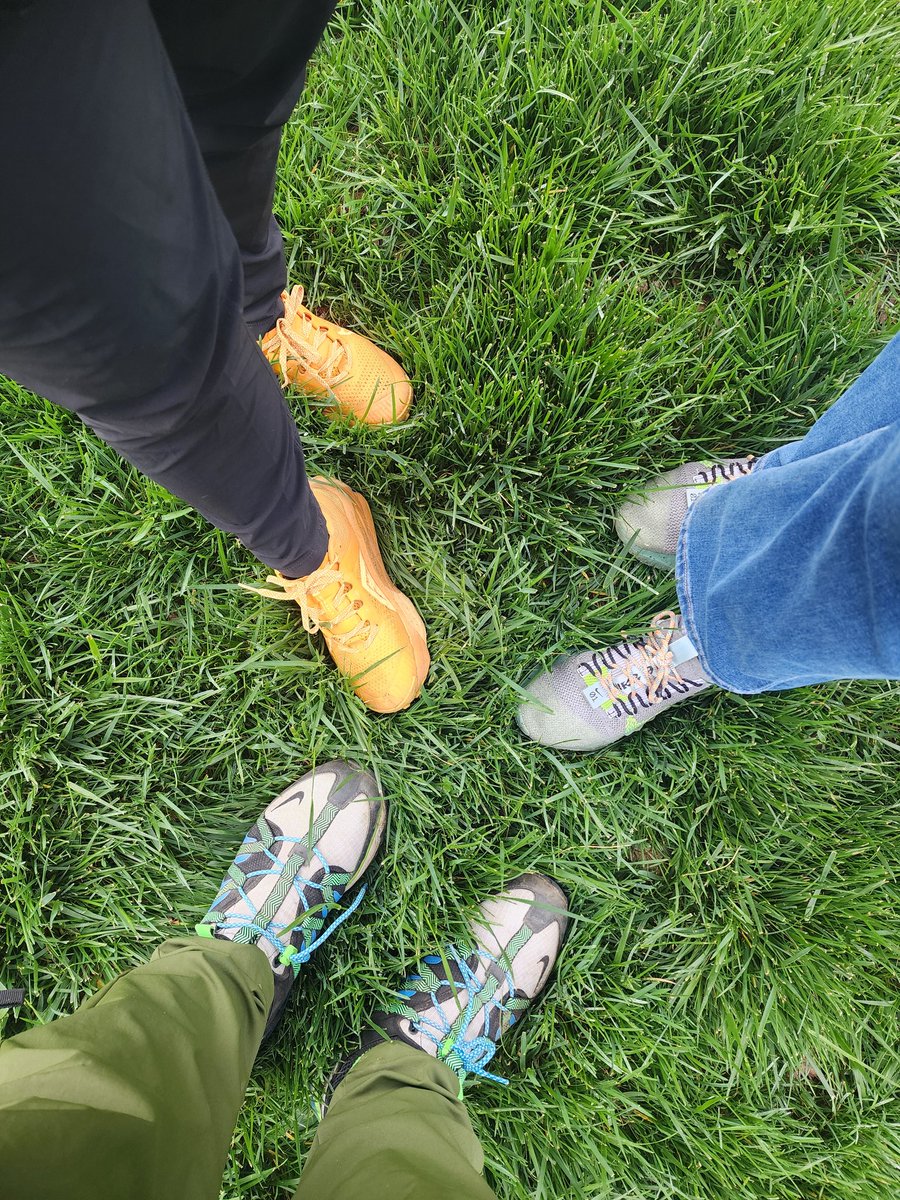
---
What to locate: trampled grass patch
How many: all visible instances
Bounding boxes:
[2,1,899,1196]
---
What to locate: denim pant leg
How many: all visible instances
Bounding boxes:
[676,334,900,692]
[759,331,900,470]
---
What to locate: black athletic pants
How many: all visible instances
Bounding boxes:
[0,0,336,575]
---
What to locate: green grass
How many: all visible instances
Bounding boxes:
[2,0,900,1196]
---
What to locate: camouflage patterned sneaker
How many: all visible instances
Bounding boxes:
[196,761,385,1038]
[331,874,568,1100]
[615,456,755,570]
[516,610,712,751]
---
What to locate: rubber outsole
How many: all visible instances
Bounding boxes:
[629,546,677,572]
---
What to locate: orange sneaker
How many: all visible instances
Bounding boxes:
[244,476,429,713]
[260,285,413,425]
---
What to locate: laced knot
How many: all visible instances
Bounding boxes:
[242,562,378,651]
[597,610,685,706]
[197,824,368,977]
[266,285,352,389]
[393,946,527,1096]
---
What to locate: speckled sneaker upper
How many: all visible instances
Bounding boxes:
[334,874,567,1098]
[196,761,385,1037]
[615,457,755,570]
[516,611,712,751]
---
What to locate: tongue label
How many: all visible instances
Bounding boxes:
[582,678,611,710]
[579,666,613,710]
[579,662,646,709]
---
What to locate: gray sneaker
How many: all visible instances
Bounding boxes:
[615,456,755,570]
[197,760,385,1037]
[517,611,712,751]
[333,874,568,1098]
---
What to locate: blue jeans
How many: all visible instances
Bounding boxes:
[676,331,900,693]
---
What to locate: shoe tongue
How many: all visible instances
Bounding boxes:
[668,633,698,668]
[309,578,367,640]
[309,579,347,621]
[291,309,348,375]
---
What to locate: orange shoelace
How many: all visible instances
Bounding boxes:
[596,611,686,705]
[243,561,378,652]
[266,286,352,389]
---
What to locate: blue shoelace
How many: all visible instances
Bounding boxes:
[198,833,365,974]
[391,944,528,1095]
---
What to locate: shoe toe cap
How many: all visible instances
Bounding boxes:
[517,661,614,752]
[319,759,382,805]
[354,650,428,713]
[338,337,413,424]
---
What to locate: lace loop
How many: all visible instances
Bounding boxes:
[266,285,352,390]
[242,564,378,652]
[596,610,685,706]
[277,884,368,973]
[391,945,526,1092]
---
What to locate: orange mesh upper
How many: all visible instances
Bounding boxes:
[261,286,412,425]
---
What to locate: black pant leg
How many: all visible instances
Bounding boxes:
[0,0,327,577]
[150,0,338,336]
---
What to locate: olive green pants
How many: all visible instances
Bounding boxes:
[0,938,497,1200]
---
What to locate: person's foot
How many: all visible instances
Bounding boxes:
[615,456,755,570]
[261,285,413,425]
[245,476,430,714]
[196,760,385,1038]
[332,873,568,1098]
[516,610,712,751]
